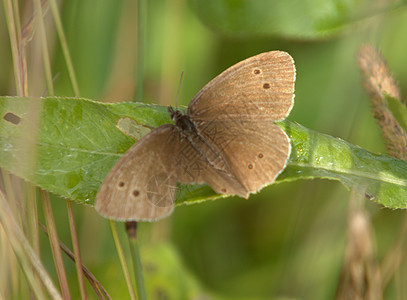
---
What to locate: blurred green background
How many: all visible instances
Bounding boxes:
[1,0,407,299]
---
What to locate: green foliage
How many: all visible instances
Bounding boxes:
[190,0,369,39]
[2,0,407,298]
[279,121,407,208]
[140,243,209,299]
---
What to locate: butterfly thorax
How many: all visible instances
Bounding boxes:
[169,107,197,134]
[168,106,228,173]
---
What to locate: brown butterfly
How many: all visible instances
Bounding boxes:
[95,51,296,221]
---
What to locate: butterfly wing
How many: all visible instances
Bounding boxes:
[95,124,179,221]
[188,51,295,122]
[185,51,295,197]
[193,119,291,198]
[175,134,248,197]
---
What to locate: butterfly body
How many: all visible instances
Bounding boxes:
[96,51,296,221]
[170,106,230,174]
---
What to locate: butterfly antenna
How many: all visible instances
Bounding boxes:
[175,71,184,108]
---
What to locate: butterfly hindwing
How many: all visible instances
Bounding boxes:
[175,133,248,197]
[95,125,179,221]
[193,119,291,197]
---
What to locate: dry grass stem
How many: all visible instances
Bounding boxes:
[357,44,407,160]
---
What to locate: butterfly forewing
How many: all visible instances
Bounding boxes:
[95,125,179,221]
[188,51,295,122]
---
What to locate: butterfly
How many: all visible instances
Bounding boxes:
[95,51,296,221]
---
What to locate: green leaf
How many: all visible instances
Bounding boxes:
[0,96,170,205]
[278,121,407,208]
[1,96,407,210]
[384,93,407,134]
[189,0,371,39]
